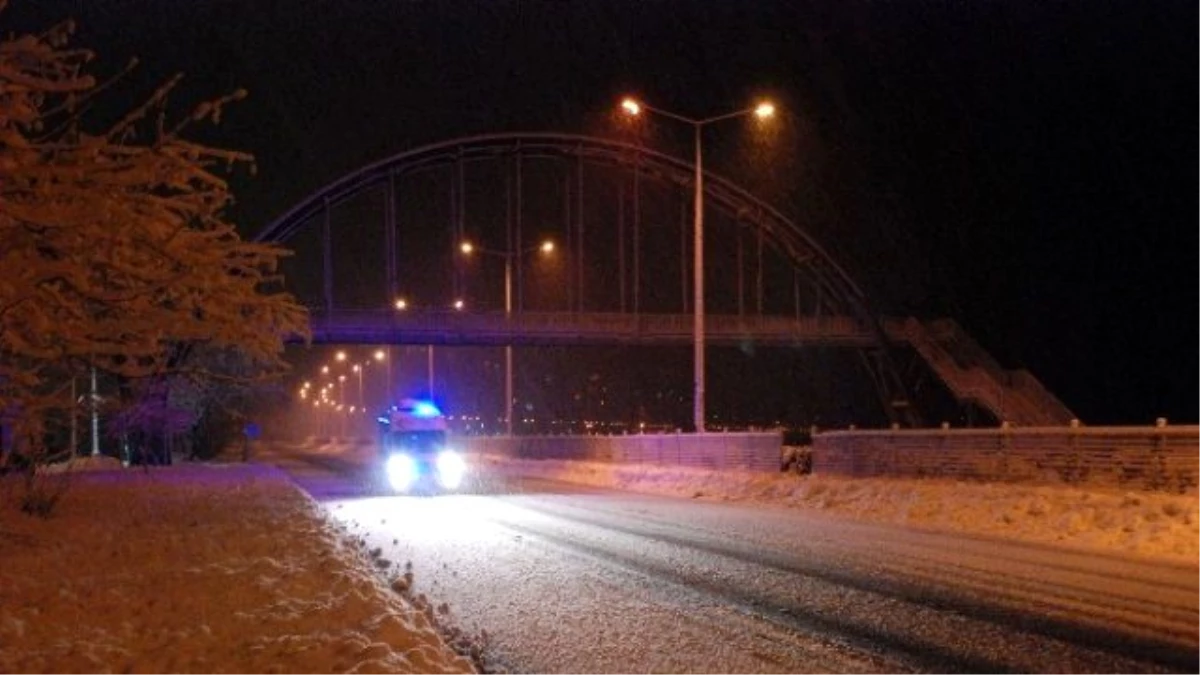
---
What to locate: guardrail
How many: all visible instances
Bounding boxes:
[458,432,783,473]
[813,425,1199,493]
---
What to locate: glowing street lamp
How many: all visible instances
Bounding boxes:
[352,363,364,409]
[620,96,776,432]
[374,348,391,406]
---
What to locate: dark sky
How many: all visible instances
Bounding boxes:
[6,1,1196,425]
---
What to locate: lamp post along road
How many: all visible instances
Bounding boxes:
[462,239,554,436]
[353,364,364,410]
[621,97,775,432]
[504,253,513,436]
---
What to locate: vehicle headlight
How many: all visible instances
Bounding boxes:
[385,453,418,491]
[435,450,467,489]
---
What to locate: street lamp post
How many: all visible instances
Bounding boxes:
[503,253,513,436]
[352,363,364,409]
[374,349,388,407]
[427,344,435,400]
[461,239,554,435]
[620,97,774,432]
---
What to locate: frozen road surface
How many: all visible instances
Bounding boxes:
[261,444,1198,673]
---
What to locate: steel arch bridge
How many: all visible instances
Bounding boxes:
[256,132,922,426]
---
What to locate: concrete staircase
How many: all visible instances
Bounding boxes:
[891,318,1075,426]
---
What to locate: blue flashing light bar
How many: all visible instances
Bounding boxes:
[412,401,442,418]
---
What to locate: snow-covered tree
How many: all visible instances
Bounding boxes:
[0,8,310,463]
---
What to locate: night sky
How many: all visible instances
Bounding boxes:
[7,1,1195,425]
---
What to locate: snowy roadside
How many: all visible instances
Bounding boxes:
[0,459,474,674]
[477,454,1200,565]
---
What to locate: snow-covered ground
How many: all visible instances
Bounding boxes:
[477,453,1200,564]
[0,457,475,674]
[2,443,1192,673]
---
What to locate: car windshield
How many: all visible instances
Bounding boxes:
[384,430,445,455]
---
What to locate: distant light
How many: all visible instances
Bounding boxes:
[540,240,555,254]
[352,364,361,373]
[460,241,474,255]
[302,381,311,389]
[621,98,641,116]
[338,375,346,382]
[335,351,347,362]
[374,350,386,361]
[321,366,329,374]
[452,299,465,310]
[394,298,408,311]
[754,102,775,119]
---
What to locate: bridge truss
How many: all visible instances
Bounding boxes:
[256,133,926,426]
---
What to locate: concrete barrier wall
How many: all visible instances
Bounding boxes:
[813,426,1199,493]
[457,432,783,473]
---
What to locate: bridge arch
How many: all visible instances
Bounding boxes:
[256,132,918,426]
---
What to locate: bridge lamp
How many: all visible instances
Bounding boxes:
[617,95,778,432]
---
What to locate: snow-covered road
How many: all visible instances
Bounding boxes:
[261,443,1199,673]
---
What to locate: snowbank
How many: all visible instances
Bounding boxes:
[479,454,1200,564]
[36,454,126,474]
[0,463,474,674]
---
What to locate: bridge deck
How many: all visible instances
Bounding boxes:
[303,310,879,347]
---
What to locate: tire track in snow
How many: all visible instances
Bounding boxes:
[491,492,1194,673]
